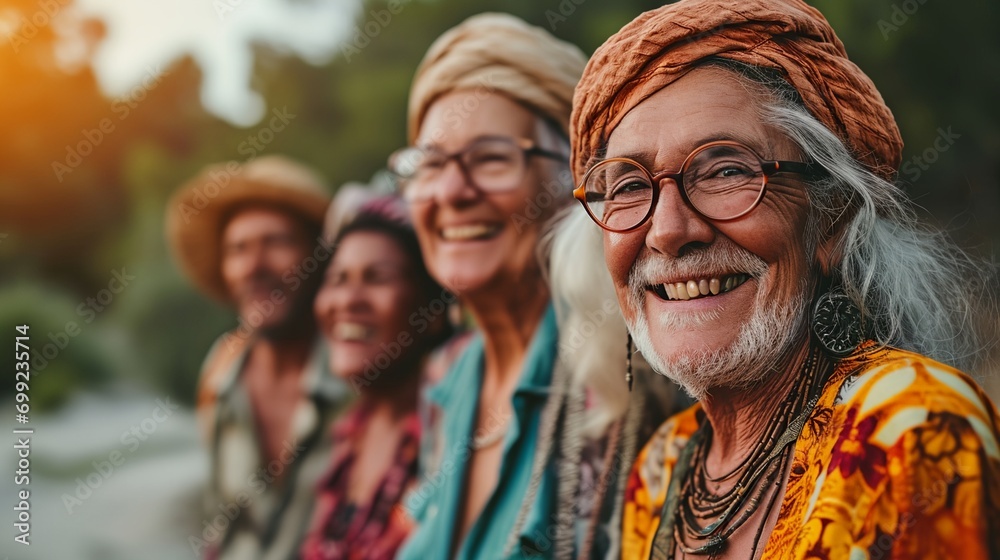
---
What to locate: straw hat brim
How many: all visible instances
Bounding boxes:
[165,157,330,303]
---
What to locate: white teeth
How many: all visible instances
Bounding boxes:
[441,224,498,241]
[655,274,750,301]
[336,322,369,341]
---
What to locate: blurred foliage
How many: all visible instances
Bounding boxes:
[0,0,997,411]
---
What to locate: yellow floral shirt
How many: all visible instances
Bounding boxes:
[622,344,1000,559]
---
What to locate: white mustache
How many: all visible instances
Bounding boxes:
[627,241,769,297]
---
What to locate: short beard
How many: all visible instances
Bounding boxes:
[624,246,812,400]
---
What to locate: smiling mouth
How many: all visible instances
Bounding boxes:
[648,273,751,301]
[335,322,372,342]
[439,223,502,241]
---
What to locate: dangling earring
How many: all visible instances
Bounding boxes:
[625,332,633,392]
[447,299,464,330]
[811,289,863,358]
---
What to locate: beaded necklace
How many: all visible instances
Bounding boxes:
[650,345,831,559]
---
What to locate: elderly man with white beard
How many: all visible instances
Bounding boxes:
[569,0,1000,559]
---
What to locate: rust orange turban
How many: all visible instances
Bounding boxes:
[408,12,587,143]
[570,0,903,182]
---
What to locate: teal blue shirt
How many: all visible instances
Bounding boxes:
[399,304,559,559]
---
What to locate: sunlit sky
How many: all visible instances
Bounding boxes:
[67,0,360,126]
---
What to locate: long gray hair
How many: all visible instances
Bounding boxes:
[545,205,631,435]
[713,59,998,375]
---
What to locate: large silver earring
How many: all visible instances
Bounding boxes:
[626,332,633,392]
[812,290,863,358]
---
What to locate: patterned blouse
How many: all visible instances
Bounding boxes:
[622,343,1000,559]
[299,403,420,560]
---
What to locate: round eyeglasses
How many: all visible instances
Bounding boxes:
[388,136,567,202]
[573,141,825,232]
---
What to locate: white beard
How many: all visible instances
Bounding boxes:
[625,245,812,400]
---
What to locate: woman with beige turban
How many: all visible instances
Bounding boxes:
[569,0,1000,558]
[388,12,683,560]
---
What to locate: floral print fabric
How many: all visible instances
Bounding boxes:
[622,344,1000,559]
[299,404,419,560]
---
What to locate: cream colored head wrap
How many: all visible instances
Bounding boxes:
[407,12,587,142]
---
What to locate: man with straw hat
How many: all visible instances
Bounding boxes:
[166,155,348,560]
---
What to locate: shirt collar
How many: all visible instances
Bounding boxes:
[216,335,348,404]
[512,303,558,397]
[426,302,558,407]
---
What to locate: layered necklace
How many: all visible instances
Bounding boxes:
[651,345,831,559]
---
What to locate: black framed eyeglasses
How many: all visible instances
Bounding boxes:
[388,136,568,202]
[573,141,826,232]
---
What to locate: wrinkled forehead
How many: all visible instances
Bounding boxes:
[415,89,540,150]
[605,66,798,165]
